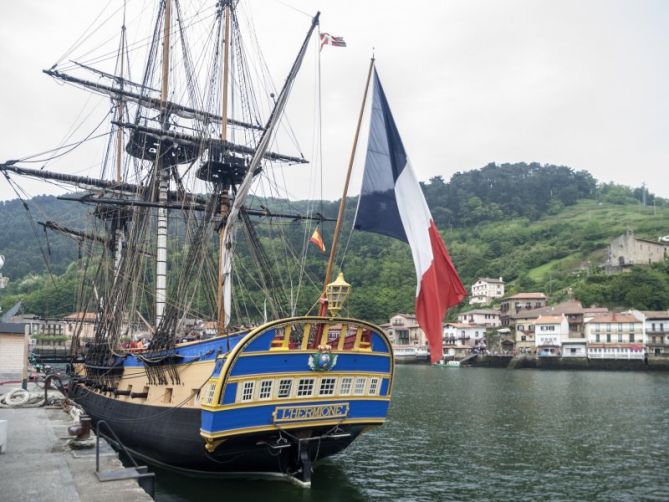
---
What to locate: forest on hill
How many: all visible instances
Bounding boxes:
[1,162,668,321]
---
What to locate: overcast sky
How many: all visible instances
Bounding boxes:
[0,0,667,203]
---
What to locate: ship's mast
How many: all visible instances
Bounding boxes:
[217,0,232,334]
[113,5,127,276]
[156,0,172,327]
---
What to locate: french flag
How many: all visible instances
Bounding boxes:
[354,69,467,364]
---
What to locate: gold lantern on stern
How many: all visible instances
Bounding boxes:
[325,272,351,315]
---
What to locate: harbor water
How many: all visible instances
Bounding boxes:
[155,366,669,501]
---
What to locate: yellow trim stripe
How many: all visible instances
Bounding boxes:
[201,395,391,411]
[226,370,390,384]
[200,418,385,440]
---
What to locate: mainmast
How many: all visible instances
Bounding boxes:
[113,5,127,277]
[217,0,232,334]
[155,0,172,327]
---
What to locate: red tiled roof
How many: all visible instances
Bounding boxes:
[505,292,547,300]
[458,309,499,316]
[534,315,565,324]
[585,313,639,323]
[642,311,669,319]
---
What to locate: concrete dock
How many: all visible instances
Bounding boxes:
[0,388,152,501]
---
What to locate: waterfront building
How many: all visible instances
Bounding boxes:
[442,323,487,360]
[389,313,427,346]
[62,312,97,342]
[469,277,505,305]
[0,322,27,380]
[514,311,538,354]
[499,292,547,326]
[457,308,501,327]
[511,301,609,353]
[385,315,430,364]
[443,323,487,347]
[639,311,669,357]
[534,315,569,357]
[584,313,644,359]
[561,339,588,358]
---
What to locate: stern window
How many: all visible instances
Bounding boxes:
[297,378,315,397]
[241,381,255,402]
[369,378,380,395]
[277,379,292,398]
[258,380,273,400]
[319,378,336,396]
[354,377,366,395]
[340,377,353,395]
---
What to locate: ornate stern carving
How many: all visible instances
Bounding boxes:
[203,437,227,453]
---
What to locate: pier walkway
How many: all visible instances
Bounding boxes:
[0,387,152,502]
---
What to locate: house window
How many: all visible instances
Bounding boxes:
[319,378,336,396]
[661,323,665,332]
[521,335,527,342]
[369,378,380,395]
[617,334,623,343]
[340,377,353,395]
[570,348,577,354]
[258,380,273,400]
[241,381,255,402]
[606,334,611,343]
[277,379,292,398]
[595,334,600,343]
[353,377,366,395]
[630,334,635,343]
[297,378,315,397]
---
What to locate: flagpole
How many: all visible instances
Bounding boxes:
[319,57,375,316]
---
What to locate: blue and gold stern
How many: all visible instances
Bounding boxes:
[199,316,394,451]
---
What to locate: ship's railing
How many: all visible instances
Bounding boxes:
[268,320,373,352]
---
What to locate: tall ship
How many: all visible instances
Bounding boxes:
[1,0,464,487]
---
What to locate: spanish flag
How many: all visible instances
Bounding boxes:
[309,226,326,253]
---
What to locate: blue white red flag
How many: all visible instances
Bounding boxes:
[353,69,467,364]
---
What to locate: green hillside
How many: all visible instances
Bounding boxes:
[1,162,668,320]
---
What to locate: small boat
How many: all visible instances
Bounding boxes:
[393,345,431,364]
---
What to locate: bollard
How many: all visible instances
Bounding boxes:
[0,419,7,453]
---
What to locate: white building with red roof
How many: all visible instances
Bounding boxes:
[584,312,645,359]
[534,315,569,357]
[469,277,505,305]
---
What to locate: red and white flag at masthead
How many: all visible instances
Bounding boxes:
[320,33,347,50]
[353,69,467,364]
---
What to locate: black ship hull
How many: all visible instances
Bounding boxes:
[70,383,363,480]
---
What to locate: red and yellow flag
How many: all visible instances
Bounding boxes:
[309,226,326,253]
